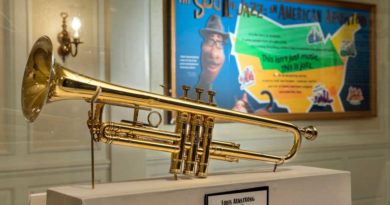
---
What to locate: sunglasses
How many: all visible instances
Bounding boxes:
[204,38,225,49]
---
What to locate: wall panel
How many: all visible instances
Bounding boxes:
[0,189,13,205]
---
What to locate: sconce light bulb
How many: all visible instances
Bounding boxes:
[71,17,81,38]
[71,17,81,30]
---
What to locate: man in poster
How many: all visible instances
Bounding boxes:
[193,15,229,102]
[193,14,274,114]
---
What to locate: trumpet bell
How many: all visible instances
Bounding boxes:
[21,36,54,122]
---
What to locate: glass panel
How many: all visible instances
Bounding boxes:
[0,0,111,204]
[0,0,389,205]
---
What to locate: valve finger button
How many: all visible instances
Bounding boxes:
[207,90,216,105]
[195,88,204,102]
[182,85,190,99]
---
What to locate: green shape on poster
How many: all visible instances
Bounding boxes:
[234,16,343,73]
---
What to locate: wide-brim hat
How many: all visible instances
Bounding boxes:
[200,15,229,41]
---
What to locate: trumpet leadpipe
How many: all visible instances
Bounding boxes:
[209,145,284,164]
[98,122,180,153]
[101,122,180,141]
[99,133,180,153]
[209,155,239,162]
[211,140,240,149]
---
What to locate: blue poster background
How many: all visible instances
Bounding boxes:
[174,0,372,114]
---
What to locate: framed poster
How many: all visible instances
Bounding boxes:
[164,0,376,120]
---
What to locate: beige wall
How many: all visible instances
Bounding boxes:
[29,0,100,151]
[0,0,5,153]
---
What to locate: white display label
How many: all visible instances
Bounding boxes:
[206,187,268,205]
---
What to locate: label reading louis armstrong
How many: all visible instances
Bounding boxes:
[205,187,268,205]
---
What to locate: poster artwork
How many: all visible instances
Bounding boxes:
[171,0,376,119]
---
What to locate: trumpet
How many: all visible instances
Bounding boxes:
[22,36,317,184]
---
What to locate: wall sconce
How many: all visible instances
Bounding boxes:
[58,12,83,62]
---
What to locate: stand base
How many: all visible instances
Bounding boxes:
[47,166,351,205]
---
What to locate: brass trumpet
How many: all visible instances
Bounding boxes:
[22,36,317,183]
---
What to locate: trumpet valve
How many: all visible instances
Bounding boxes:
[300,126,318,141]
[169,160,183,175]
[183,114,203,176]
[196,163,208,178]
